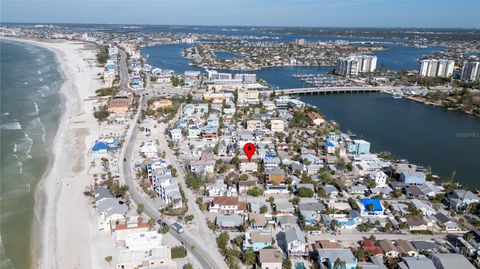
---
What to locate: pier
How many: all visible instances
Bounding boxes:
[266,86,398,95]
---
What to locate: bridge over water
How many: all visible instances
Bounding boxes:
[266,86,398,95]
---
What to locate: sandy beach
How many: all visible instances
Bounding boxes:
[3,38,113,269]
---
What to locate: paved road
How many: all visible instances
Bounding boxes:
[118,49,129,89]
[117,71,225,268]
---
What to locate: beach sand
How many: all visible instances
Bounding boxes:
[3,38,114,269]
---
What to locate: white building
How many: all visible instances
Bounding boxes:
[124,231,163,251]
[336,56,359,77]
[234,73,257,84]
[140,141,158,158]
[336,55,377,77]
[369,170,388,186]
[461,61,480,81]
[419,59,454,78]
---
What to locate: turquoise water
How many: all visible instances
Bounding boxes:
[0,40,63,269]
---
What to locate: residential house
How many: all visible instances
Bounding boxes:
[140,141,158,158]
[95,187,127,232]
[259,248,283,269]
[243,231,273,251]
[370,170,388,186]
[265,169,288,194]
[433,213,459,231]
[379,240,399,258]
[400,256,436,269]
[169,129,183,141]
[248,213,267,228]
[400,171,426,186]
[411,199,436,216]
[284,226,308,256]
[396,240,418,257]
[430,253,475,269]
[206,180,237,197]
[448,190,479,210]
[357,198,384,217]
[404,215,429,232]
[209,196,246,214]
[275,202,295,216]
[298,202,325,226]
[270,120,285,132]
[360,239,384,256]
[317,249,358,269]
[116,246,176,269]
[240,160,259,174]
[307,112,325,126]
[216,214,244,229]
[238,179,258,193]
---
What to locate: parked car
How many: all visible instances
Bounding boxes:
[171,222,184,233]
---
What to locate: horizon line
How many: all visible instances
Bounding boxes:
[1,21,479,31]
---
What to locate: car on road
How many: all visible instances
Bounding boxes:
[171,222,184,233]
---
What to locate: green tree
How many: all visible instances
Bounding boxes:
[333,258,347,269]
[183,264,193,269]
[242,248,256,266]
[297,187,314,197]
[93,105,110,122]
[104,256,112,264]
[136,203,144,215]
[282,259,292,269]
[247,186,264,197]
[260,205,268,214]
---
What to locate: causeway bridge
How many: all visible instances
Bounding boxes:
[266,86,398,95]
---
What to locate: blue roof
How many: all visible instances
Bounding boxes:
[360,198,383,212]
[326,141,335,147]
[92,141,108,151]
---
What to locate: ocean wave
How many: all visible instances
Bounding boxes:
[29,102,40,117]
[1,112,10,116]
[0,122,22,130]
[38,70,42,75]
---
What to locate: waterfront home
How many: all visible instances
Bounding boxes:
[209,196,246,214]
[379,240,399,258]
[124,231,163,251]
[116,246,176,269]
[307,111,325,126]
[216,214,244,230]
[317,249,357,269]
[400,256,436,269]
[357,198,384,217]
[259,248,283,269]
[400,170,426,186]
[348,140,371,155]
[430,253,476,269]
[109,96,131,114]
[448,189,479,210]
[284,226,308,256]
[406,185,427,199]
[95,187,127,232]
[243,231,273,251]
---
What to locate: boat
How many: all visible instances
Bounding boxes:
[392,93,403,99]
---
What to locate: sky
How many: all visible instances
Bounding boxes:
[1,0,479,28]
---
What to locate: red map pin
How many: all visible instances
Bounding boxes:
[243,143,256,162]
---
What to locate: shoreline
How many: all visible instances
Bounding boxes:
[1,37,107,269]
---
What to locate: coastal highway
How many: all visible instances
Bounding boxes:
[117,73,225,269]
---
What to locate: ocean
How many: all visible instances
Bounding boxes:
[0,40,63,269]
